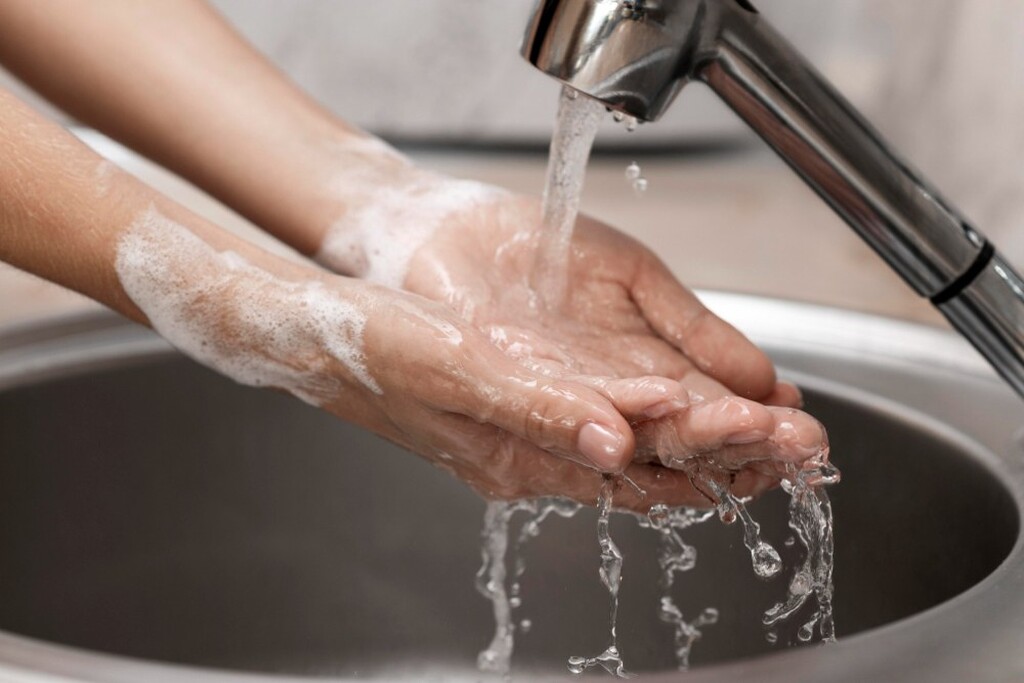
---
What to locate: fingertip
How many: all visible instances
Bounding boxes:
[578,421,633,472]
[728,346,779,401]
[691,396,774,445]
[764,381,804,408]
[577,375,689,421]
[770,408,828,462]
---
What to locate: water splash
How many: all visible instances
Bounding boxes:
[476,498,582,678]
[475,501,519,677]
[718,489,783,580]
[641,504,718,669]
[763,463,839,644]
[568,475,632,678]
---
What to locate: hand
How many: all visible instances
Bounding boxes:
[114,206,762,511]
[316,170,831,506]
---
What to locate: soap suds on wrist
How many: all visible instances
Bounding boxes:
[115,205,381,401]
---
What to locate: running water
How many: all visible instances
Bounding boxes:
[476,498,583,678]
[567,475,630,677]
[476,501,520,677]
[475,85,839,677]
[763,463,840,644]
[531,86,605,308]
[476,471,838,676]
[640,504,718,670]
[707,480,784,580]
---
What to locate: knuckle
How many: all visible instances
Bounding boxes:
[520,382,576,449]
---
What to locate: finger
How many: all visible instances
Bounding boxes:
[634,396,777,468]
[633,396,827,466]
[471,451,774,513]
[448,347,637,473]
[631,254,777,401]
[446,430,782,513]
[571,375,690,421]
[763,381,804,408]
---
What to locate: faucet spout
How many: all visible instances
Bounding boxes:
[522,0,1024,400]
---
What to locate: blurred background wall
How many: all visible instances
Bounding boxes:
[2,0,1021,253]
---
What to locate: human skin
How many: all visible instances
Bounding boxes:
[0,0,830,509]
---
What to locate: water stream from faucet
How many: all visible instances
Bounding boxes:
[530,87,604,309]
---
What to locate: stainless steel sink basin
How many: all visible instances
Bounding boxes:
[0,294,1021,682]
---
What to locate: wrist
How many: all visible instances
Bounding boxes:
[312,150,506,288]
[114,202,381,404]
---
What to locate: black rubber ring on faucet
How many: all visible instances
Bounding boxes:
[931,241,995,305]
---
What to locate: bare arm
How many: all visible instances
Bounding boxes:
[7,88,779,509]
[0,0,361,255]
[0,2,831,504]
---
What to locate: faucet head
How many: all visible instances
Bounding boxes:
[521,0,728,121]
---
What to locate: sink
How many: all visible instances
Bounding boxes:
[0,295,1021,682]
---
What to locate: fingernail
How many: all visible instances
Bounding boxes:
[578,423,627,471]
[641,398,688,420]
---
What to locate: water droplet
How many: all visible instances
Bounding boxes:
[612,111,625,123]
[784,535,796,547]
[698,607,720,625]
[509,596,522,609]
[798,622,815,642]
[718,507,737,525]
[752,542,783,579]
[625,162,641,181]
[567,656,586,674]
[648,503,669,529]
[520,618,532,633]
[765,631,778,644]
[632,177,648,194]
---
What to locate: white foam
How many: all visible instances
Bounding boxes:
[115,206,381,400]
[316,175,506,288]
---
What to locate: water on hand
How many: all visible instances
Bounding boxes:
[475,84,839,678]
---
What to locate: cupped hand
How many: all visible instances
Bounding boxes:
[113,204,742,513]
[348,284,785,511]
[316,171,832,507]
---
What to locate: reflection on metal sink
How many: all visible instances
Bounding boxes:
[0,295,1021,682]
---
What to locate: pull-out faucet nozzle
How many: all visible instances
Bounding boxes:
[522,0,1024,401]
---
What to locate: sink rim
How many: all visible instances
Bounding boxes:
[0,295,1021,683]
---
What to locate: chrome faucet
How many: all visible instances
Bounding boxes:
[522,0,1024,401]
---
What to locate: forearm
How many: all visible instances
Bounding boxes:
[0,87,307,324]
[0,0,394,256]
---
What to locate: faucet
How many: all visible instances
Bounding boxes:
[521,0,1024,401]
